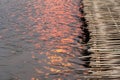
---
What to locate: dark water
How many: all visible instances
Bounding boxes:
[0,0,90,80]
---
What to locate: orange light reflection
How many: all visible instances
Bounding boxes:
[25,0,86,79]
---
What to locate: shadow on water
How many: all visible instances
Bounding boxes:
[0,0,92,80]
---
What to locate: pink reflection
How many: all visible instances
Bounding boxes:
[24,0,87,79]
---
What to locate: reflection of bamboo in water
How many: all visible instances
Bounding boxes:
[84,0,120,79]
[91,0,106,76]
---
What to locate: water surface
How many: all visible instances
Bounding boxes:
[0,0,90,80]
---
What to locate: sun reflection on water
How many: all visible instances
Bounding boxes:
[1,0,89,79]
[24,0,89,79]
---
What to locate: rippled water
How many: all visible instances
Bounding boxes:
[0,0,91,80]
[84,0,120,79]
